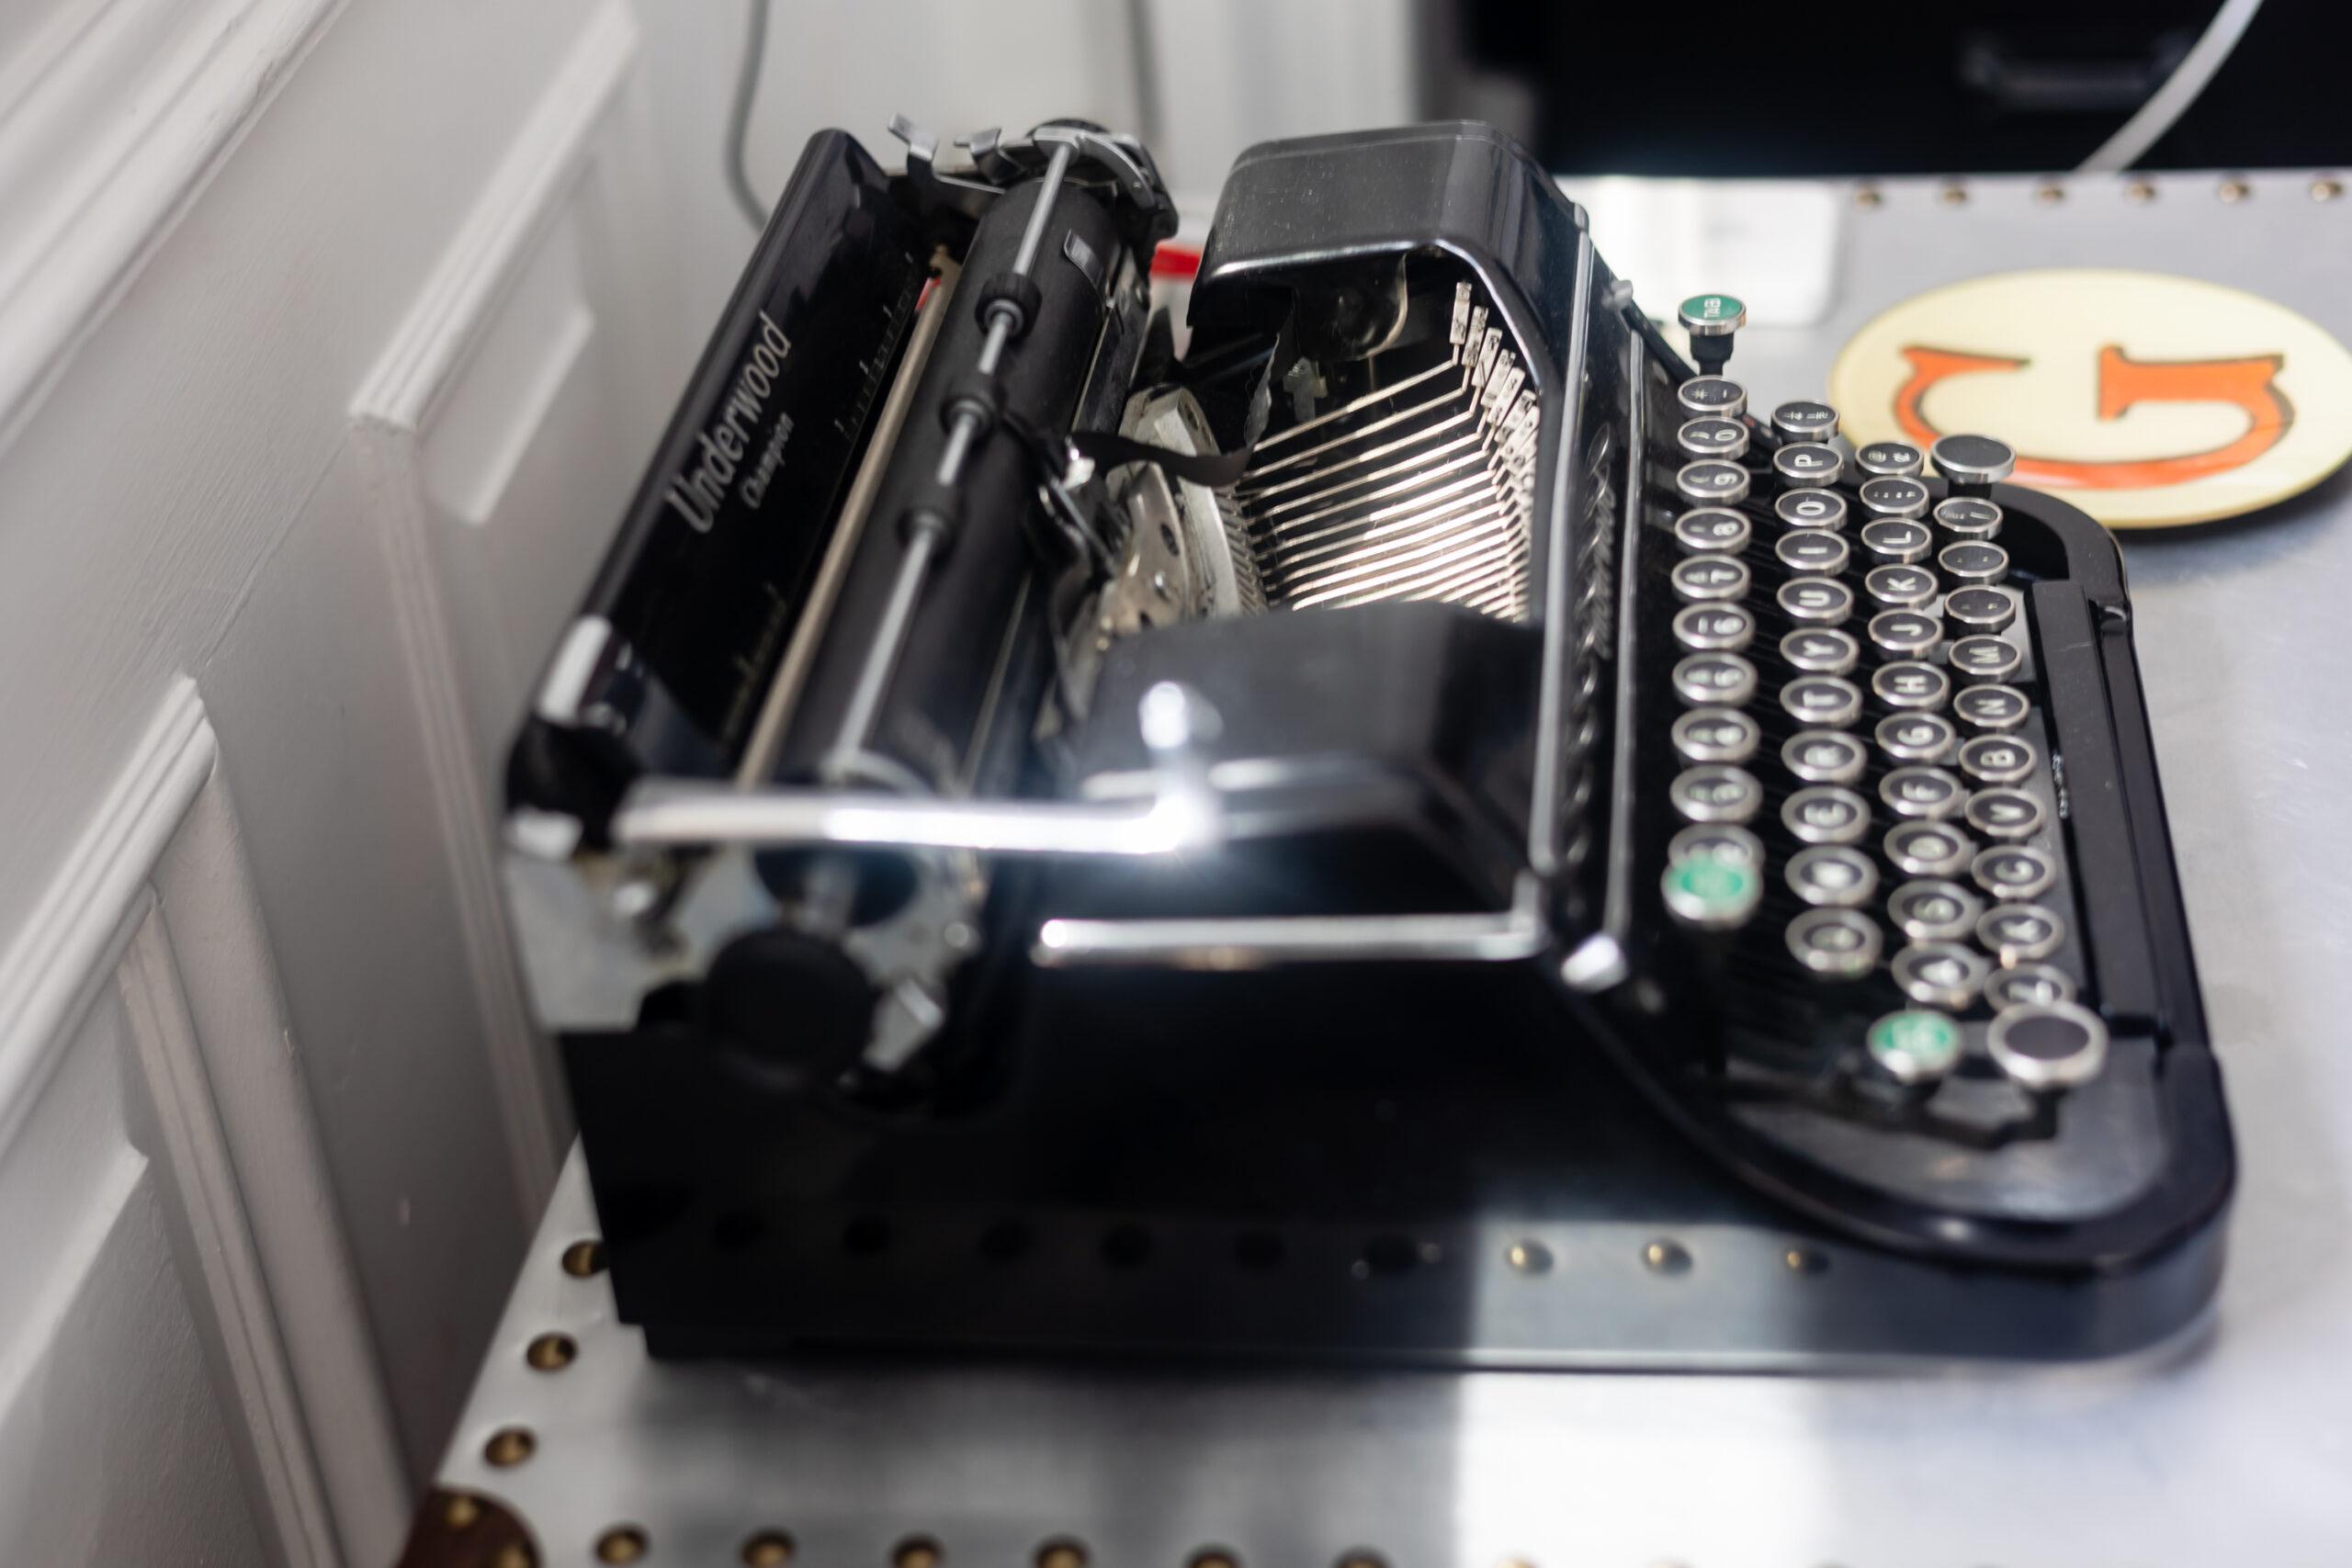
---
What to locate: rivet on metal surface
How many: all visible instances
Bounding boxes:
[2034,182,2064,205]
[1784,1247,1829,1275]
[596,1525,649,1563]
[2219,177,2252,203]
[483,1427,536,1467]
[525,1332,577,1371]
[1505,1240,1554,1274]
[560,1239,606,1278]
[742,1530,797,1566]
[1938,183,1967,207]
[1643,1239,1692,1275]
[2314,177,2345,202]
[1852,186,1882,209]
[442,1494,481,1529]
[2125,179,2158,203]
[1035,1540,1089,1568]
[895,1537,944,1568]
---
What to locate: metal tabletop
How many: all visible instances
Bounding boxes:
[421,170,2352,1566]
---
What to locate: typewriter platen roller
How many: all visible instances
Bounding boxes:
[503,120,2233,1365]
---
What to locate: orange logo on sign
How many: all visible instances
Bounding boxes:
[1830,269,2352,528]
[1893,344,2291,491]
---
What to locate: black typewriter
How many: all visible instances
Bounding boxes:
[501,119,2234,1365]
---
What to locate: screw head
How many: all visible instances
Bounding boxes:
[560,1239,606,1278]
[482,1427,535,1467]
[1852,186,1883,209]
[742,1529,797,1566]
[596,1526,649,1563]
[1036,1543,1089,1568]
[1939,183,1968,207]
[2219,176,2252,202]
[1505,1239,1554,1275]
[2125,179,2157,203]
[2314,176,2345,201]
[2034,181,2065,204]
[896,1538,944,1568]
[525,1333,576,1371]
[1644,1239,1693,1274]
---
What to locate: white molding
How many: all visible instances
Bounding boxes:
[0,0,350,456]
[349,0,642,1218]
[0,675,213,1156]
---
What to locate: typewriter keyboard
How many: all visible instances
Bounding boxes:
[1637,373,2108,1144]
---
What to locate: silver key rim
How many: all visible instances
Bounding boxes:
[1782,675,1864,728]
[1772,400,1840,442]
[1782,785,1871,846]
[1787,908,1882,978]
[1964,786,2045,840]
[1984,962,2076,1009]
[1677,459,1750,506]
[1978,900,2066,962]
[1888,877,1984,942]
[1677,376,1747,418]
[1871,660,1951,711]
[1678,416,1749,460]
[1986,1000,2108,1091]
[1673,602,1757,652]
[1948,635,2023,683]
[1953,683,2030,733]
[1864,564,1939,610]
[1672,552,1751,603]
[1674,653,1758,706]
[1672,763,1763,823]
[1880,765,1965,819]
[1930,433,2018,488]
[1868,609,1944,658]
[1860,519,1933,563]
[1933,496,2004,538]
[1778,575,1855,626]
[1866,1008,1965,1084]
[1780,627,1860,674]
[1782,728,1869,784]
[1972,843,2058,901]
[1891,942,1992,1010]
[1776,530,1849,575]
[1876,712,1958,763]
[1945,585,2018,633]
[1787,844,1878,908]
[1939,541,2009,584]
[1959,733,2038,784]
[1774,443,1844,486]
[1858,476,1930,519]
[1856,440,1925,478]
[1885,820,1975,877]
[1673,705,1762,762]
[1673,507,1752,554]
[1669,822,1765,869]
[1775,488,1848,529]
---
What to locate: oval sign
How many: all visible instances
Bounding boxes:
[1829,267,2352,528]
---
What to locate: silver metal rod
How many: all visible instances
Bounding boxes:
[614,780,1214,857]
[825,526,938,769]
[1031,875,1546,968]
[734,250,961,785]
[1010,141,1075,276]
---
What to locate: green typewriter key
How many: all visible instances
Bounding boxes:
[1866,1009,1965,1084]
[1662,852,1763,930]
[1679,295,1747,376]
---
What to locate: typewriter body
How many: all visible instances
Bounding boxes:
[503,120,2233,1365]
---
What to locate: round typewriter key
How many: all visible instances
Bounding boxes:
[1965,787,2045,841]
[1934,497,2005,542]
[1670,822,1765,870]
[1775,488,1848,530]
[1959,733,2038,784]
[1945,585,2018,635]
[1880,765,1965,820]
[1673,705,1762,763]
[1984,963,2076,1010]
[1677,416,1749,461]
[1973,843,2058,901]
[1677,375,1747,419]
[1777,575,1855,626]
[1867,609,1944,660]
[1866,1008,1964,1083]
[1871,660,1951,712]
[1782,675,1865,728]
[1673,602,1756,653]
[1876,711,1959,763]
[1858,476,1931,521]
[1677,458,1751,507]
[1978,902,2065,964]
[1787,908,1882,979]
[1860,518,1933,564]
[1888,878,1984,942]
[1886,820,1973,878]
[1674,652,1758,706]
[1672,553,1750,603]
[1891,944,1991,1013]
[1776,528,1849,575]
[1949,635,2024,684]
[1781,626,1861,675]
[1783,728,1869,784]
[1952,683,2030,733]
[1782,785,1871,846]
[1938,541,2009,586]
[1987,1002,2108,1091]
[1855,440,1925,479]
[1662,853,1762,930]
[1774,443,1843,488]
[1671,764,1763,823]
[1772,400,1840,444]
[1674,507,1752,554]
[1788,844,1878,907]
[1930,433,2018,491]
[1864,564,1940,611]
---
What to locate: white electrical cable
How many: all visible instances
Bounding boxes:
[2077,0,2267,173]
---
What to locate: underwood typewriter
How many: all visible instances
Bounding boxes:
[503,120,2233,1364]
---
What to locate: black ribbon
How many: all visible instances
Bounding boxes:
[1069,429,1253,488]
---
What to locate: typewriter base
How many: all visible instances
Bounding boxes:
[569,964,2225,1368]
